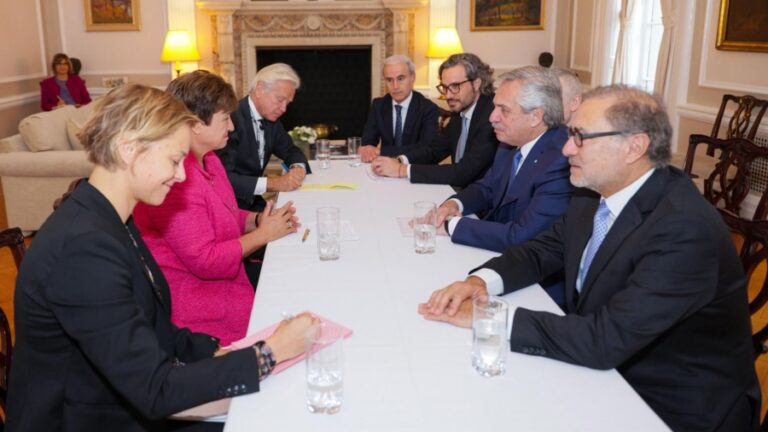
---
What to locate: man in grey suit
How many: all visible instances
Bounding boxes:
[419,85,760,431]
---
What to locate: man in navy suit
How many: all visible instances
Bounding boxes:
[434,66,572,305]
[218,63,311,212]
[420,85,760,431]
[371,53,499,188]
[358,55,438,163]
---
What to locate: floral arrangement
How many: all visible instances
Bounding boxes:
[288,125,317,144]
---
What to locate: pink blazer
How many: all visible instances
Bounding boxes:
[133,152,253,345]
[40,75,91,111]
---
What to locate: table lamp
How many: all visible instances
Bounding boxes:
[427,27,463,59]
[161,30,200,77]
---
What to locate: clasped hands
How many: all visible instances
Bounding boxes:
[256,199,301,241]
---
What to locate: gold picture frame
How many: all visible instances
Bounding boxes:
[84,0,141,32]
[471,0,544,32]
[716,0,768,52]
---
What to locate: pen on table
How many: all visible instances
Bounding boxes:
[301,228,310,242]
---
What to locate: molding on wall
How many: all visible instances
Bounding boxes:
[0,74,46,84]
[0,92,39,111]
[569,0,594,72]
[87,69,169,75]
[36,0,49,73]
[697,0,768,96]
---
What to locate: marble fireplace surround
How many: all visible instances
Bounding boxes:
[198,0,428,96]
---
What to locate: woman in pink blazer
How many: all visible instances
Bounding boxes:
[40,53,91,111]
[133,70,299,345]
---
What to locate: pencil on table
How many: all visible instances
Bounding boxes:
[302,228,310,242]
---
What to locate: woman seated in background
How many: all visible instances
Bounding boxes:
[40,52,91,111]
[133,70,299,346]
[7,83,316,431]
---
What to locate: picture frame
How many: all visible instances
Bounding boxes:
[84,0,141,32]
[716,0,768,52]
[471,0,544,32]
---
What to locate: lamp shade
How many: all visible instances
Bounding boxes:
[161,30,200,62]
[427,27,463,59]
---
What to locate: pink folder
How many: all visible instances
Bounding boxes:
[224,312,353,375]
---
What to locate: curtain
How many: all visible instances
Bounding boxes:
[611,0,639,84]
[653,0,676,97]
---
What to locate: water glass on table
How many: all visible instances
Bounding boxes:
[305,323,344,414]
[347,136,361,167]
[413,201,436,254]
[472,296,508,377]
[316,139,331,169]
[316,207,340,261]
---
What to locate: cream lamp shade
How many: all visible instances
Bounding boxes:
[427,27,463,59]
[161,30,200,77]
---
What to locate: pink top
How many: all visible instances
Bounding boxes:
[134,152,253,345]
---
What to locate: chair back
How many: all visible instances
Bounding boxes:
[53,177,86,210]
[684,135,768,220]
[0,227,25,412]
[712,94,768,142]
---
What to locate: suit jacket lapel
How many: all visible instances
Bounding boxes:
[382,95,394,142]
[403,93,419,141]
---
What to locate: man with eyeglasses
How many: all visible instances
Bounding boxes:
[218,63,310,212]
[358,55,439,163]
[419,85,760,431]
[371,53,498,188]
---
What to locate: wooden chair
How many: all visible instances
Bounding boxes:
[53,177,86,210]
[0,227,26,414]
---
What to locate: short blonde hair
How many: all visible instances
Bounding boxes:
[249,63,301,94]
[78,84,198,170]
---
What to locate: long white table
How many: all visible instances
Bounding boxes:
[224,160,670,431]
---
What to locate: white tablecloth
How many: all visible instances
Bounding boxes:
[224,160,669,431]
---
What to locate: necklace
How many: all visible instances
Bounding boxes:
[124,224,165,303]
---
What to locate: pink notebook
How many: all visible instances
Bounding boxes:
[224,312,353,375]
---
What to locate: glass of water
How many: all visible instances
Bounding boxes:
[316,139,331,169]
[316,207,340,261]
[472,296,508,377]
[347,136,361,167]
[413,201,436,254]
[305,323,344,414]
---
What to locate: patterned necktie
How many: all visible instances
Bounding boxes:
[394,104,403,147]
[252,117,265,168]
[577,200,611,292]
[455,116,469,163]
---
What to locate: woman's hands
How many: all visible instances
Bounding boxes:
[240,200,301,256]
[265,312,320,363]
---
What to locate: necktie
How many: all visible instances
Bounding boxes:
[252,118,266,169]
[506,151,523,190]
[577,200,611,292]
[455,116,469,163]
[394,104,403,147]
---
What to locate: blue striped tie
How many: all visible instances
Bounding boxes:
[577,200,611,292]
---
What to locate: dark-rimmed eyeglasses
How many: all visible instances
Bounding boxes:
[435,79,471,95]
[567,127,638,147]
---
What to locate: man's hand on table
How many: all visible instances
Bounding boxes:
[267,166,305,192]
[371,156,405,178]
[358,145,380,163]
[417,276,488,327]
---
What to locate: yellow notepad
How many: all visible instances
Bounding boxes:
[300,182,357,191]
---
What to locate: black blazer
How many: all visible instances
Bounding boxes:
[406,93,499,188]
[7,182,261,432]
[361,91,438,157]
[218,96,311,211]
[479,167,760,431]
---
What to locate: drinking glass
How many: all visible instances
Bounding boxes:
[305,323,344,414]
[413,201,436,254]
[316,139,331,169]
[472,296,508,377]
[316,207,340,261]
[347,137,361,167]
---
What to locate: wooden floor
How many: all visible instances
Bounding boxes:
[1,171,768,422]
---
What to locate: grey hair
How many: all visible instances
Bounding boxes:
[249,63,301,94]
[384,55,415,76]
[439,53,494,96]
[494,66,564,128]
[552,67,582,104]
[583,84,672,168]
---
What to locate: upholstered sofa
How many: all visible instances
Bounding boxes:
[0,104,95,232]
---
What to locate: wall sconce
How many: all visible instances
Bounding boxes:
[161,30,200,77]
[427,27,464,59]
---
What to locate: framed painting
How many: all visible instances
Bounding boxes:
[471,0,544,31]
[716,0,768,52]
[84,0,141,32]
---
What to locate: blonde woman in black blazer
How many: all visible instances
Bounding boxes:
[7,84,316,432]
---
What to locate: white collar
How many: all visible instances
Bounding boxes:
[603,168,656,219]
[392,91,413,112]
[247,96,263,123]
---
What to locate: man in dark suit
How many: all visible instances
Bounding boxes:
[218,63,311,211]
[419,85,760,431]
[371,53,499,188]
[358,55,439,163]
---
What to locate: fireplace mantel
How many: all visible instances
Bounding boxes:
[197,0,427,95]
